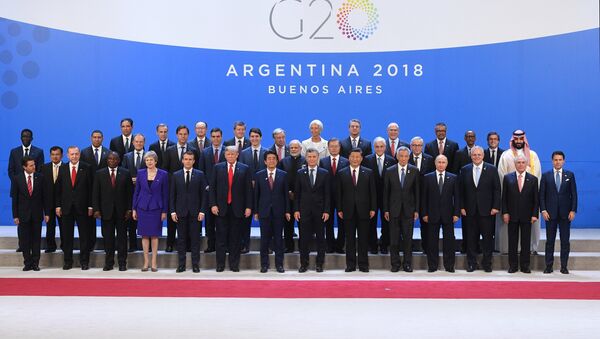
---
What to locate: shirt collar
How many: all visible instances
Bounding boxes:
[437,170,445,176]
[24,170,33,177]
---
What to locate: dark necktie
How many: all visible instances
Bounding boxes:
[125,137,130,151]
[199,139,204,150]
[491,149,496,165]
[186,170,191,188]
[214,148,219,164]
[237,139,242,152]
[268,172,274,190]
[161,141,166,153]
[135,151,141,168]
[310,169,315,188]
[179,146,185,161]
[400,168,405,187]
[352,168,357,186]
[253,149,258,169]
[110,169,116,188]
[24,148,29,157]
[94,148,99,165]
[332,157,337,174]
[438,173,444,194]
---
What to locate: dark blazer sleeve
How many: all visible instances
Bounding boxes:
[209,166,218,209]
[161,170,169,213]
[532,178,540,217]
[200,173,208,215]
[253,172,261,213]
[569,172,578,212]
[539,174,547,212]
[169,173,177,214]
[382,171,390,213]
[92,174,101,213]
[420,176,429,217]
[452,177,461,217]
[132,172,141,210]
[294,173,302,213]
[323,171,331,213]
[369,171,377,211]
[244,168,253,211]
[10,176,18,219]
[491,168,501,211]
[501,175,510,215]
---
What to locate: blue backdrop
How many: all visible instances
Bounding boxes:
[1,18,598,226]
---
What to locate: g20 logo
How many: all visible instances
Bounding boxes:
[270,0,379,40]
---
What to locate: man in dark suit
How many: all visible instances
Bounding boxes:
[362,137,396,254]
[193,121,211,151]
[409,136,434,254]
[122,133,147,252]
[319,138,349,253]
[340,119,372,158]
[278,140,305,252]
[223,120,250,151]
[238,127,267,253]
[148,123,175,170]
[452,130,477,174]
[540,151,578,274]
[383,146,420,272]
[459,146,501,272]
[502,155,539,273]
[385,122,409,158]
[421,155,460,272]
[170,151,208,273]
[483,131,504,167]
[55,146,94,270]
[209,146,253,272]
[163,125,201,252]
[92,152,133,271]
[254,151,290,273]
[424,122,460,174]
[202,127,225,253]
[294,148,330,273]
[8,129,44,253]
[11,156,49,271]
[337,148,377,272]
[80,130,110,173]
[270,128,290,162]
[41,146,64,253]
[109,118,135,161]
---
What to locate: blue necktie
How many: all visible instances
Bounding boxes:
[400,168,405,187]
[310,169,315,188]
[474,166,481,187]
[555,171,561,191]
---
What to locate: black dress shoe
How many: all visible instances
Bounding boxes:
[204,247,215,253]
[119,265,127,271]
[359,267,369,273]
[466,265,475,272]
[45,248,56,253]
[176,265,186,273]
[23,265,32,271]
[63,263,72,270]
[165,245,174,253]
[446,268,455,273]
[81,264,89,271]
[32,264,40,271]
[316,265,324,273]
[276,266,285,273]
[543,266,553,274]
[231,267,240,272]
[428,268,437,273]
[260,267,268,273]
[326,249,335,254]
[508,267,518,273]
[128,248,136,253]
[521,268,531,274]
[369,250,378,255]
[403,266,413,273]
[560,267,569,274]
[193,265,200,273]
[216,266,225,272]
[240,247,249,254]
[345,267,356,272]
[103,265,113,271]
[16,248,22,252]
[484,267,492,273]
[380,249,389,255]
[391,266,400,272]
[284,248,294,253]
[298,266,308,273]
[336,249,345,254]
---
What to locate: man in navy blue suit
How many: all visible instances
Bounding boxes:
[340,119,372,158]
[80,130,110,174]
[109,118,135,162]
[202,127,225,253]
[209,146,253,272]
[319,138,349,253]
[148,123,175,170]
[122,133,147,252]
[421,155,460,272]
[408,136,434,255]
[170,151,208,273]
[459,146,501,272]
[336,148,377,272]
[278,140,305,252]
[254,150,290,273]
[295,148,330,273]
[540,151,578,274]
[424,122,460,174]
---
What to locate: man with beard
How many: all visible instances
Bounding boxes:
[497,130,541,254]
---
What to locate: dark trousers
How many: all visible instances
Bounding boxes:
[460,216,468,252]
[389,216,414,268]
[62,209,91,265]
[325,208,344,251]
[204,212,217,250]
[88,216,97,251]
[19,220,42,267]
[419,218,429,253]
[545,218,571,268]
[126,220,138,250]
[216,207,242,269]
[427,220,456,270]
[465,214,494,269]
[45,209,63,250]
[241,216,252,249]
[283,217,296,252]
[177,215,201,266]
[508,221,531,270]
[344,211,370,269]
[259,213,285,268]
[101,214,127,266]
[167,218,177,247]
[368,207,384,252]
[376,208,390,251]
[299,213,326,267]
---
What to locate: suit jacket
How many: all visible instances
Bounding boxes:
[239,147,267,173]
[383,164,420,218]
[539,169,577,220]
[254,169,290,218]
[424,139,460,173]
[11,171,48,223]
[458,163,501,216]
[92,167,133,220]
[169,168,208,217]
[340,136,372,158]
[362,153,396,204]
[192,137,211,151]
[319,155,349,212]
[336,166,377,219]
[109,135,135,160]
[224,137,250,150]
[502,172,539,223]
[41,162,62,211]
[148,139,175,170]
[209,162,253,217]
[385,139,409,157]
[55,162,93,215]
[132,168,169,212]
[421,171,460,224]
[294,167,331,217]
[270,144,290,160]
[122,150,147,178]
[8,145,44,179]
[80,146,110,174]
[163,143,201,173]
[409,152,434,176]
[483,147,505,167]
[202,146,226,181]
[278,155,305,193]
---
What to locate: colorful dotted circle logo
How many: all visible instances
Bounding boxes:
[337,0,379,40]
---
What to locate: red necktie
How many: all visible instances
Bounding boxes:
[391,140,396,157]
[332,157,337,174]
[27,175,33,196]
[268,172,274,190]
[214,148,219,164]
[71,166,77,187]
[110,169,116,188]
[352,169,357,186]
[227,164,234,204]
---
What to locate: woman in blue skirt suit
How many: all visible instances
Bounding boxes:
[132,151,168,272]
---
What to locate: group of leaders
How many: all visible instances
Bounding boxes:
[9,118,577,275]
